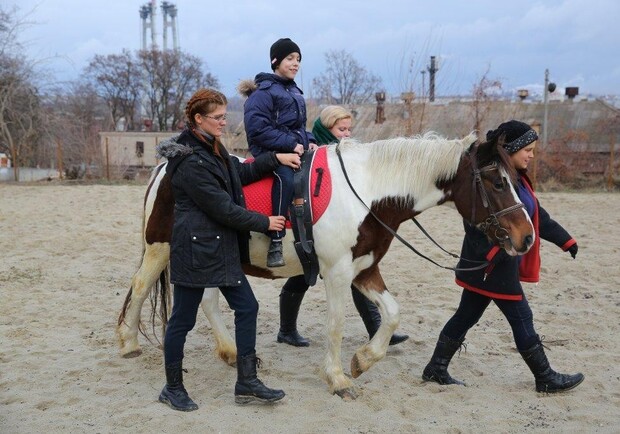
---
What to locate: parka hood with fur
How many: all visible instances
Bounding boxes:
[155,135,191,160]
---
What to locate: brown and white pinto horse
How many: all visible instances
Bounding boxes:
[117,132,534,399]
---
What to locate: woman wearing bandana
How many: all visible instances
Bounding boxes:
[422,120,584,394]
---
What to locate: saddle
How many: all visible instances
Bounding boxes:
[243,146,331,285]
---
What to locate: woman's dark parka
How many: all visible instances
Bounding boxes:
[156,129,280,288]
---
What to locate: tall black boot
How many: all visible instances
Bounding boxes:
[422,333,465,385]
[234,351,286,404]
[158,361,199,411]
[351,286,409,346]
[277,286,310,347]
[520,340,584,393]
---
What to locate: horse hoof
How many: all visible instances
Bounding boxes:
[219,354,237,367]
[350,354,365,379]
[121,348,142,358]
[335,387,358,401]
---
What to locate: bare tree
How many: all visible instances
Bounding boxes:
[0,6,44,180]
[43,82,110,178]
[312,50,383,105]
[471,66,502,134]
[138,49,219,131]
[85,50,142,131]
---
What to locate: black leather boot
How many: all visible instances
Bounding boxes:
[351,286,409,346]
[422,333,465,385]
[158,361,199,411]
[267,240,285,267]
[234,351,286,404]
[520,340,584,393]
[277,288,310,347]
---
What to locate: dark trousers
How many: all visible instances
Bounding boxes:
[163,276,259,365]
[441,289,539,351]
[271,164,295,239]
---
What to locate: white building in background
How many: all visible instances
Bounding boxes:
[0,153,10,168]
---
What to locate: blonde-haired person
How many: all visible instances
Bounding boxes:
[155,88,300,410]
[311,105,353,144]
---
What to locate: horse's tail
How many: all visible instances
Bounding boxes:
[117,256,171,346]
[150,264,171,340]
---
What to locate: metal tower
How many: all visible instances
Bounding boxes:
[139,1,158,50]
[161,2,179,51]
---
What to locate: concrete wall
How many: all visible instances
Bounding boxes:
[0,167,60,182]
[99,131,177,168]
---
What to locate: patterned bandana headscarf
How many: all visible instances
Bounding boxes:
[486,120,538,154]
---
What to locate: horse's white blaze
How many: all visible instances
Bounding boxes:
[502,166,535,256]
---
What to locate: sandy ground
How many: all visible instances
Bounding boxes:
[1,184,619,433]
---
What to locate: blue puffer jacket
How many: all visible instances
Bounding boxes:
[243,72,316,157]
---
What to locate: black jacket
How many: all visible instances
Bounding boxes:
[156,128,280,288]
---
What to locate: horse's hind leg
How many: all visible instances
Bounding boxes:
[350,269,399,378]
[117,242,170,358]
[200,288,236,366]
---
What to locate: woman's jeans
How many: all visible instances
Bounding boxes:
[163,275,259,365]
[441,289,539,351]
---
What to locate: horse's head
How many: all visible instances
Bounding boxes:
[451,135,534,255]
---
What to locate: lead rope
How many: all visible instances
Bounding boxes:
[335,144,489,272]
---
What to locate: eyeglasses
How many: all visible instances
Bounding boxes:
[202,113,227,122]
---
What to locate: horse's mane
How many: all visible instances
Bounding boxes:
[338,132,476,202]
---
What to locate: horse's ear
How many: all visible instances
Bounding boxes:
[482,131,508,157]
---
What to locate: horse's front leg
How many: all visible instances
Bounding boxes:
[200,288,236,366]
[117,242,170,358]
[350,269,399,378]
[321,269,357,400]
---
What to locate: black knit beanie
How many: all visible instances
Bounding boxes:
[486,120,538,154]
[270,38,301,71]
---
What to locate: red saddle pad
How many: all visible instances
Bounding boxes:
[243,146,332,228]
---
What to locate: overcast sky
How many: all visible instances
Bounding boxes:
[7,0,620,99]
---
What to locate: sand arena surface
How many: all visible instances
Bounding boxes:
[1,184,619,433]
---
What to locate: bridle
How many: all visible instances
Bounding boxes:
[335,142,522,272]
[468,144,524,247]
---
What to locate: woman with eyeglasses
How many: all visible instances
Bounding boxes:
[155,88,300,411]
[239,37,318,269]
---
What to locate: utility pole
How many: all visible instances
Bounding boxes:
[542,69,556,149]
[427,56,438,102]
[419,70,427,132]
[543,69,549,149]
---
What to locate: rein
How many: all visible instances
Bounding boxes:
[335,144,489,272]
